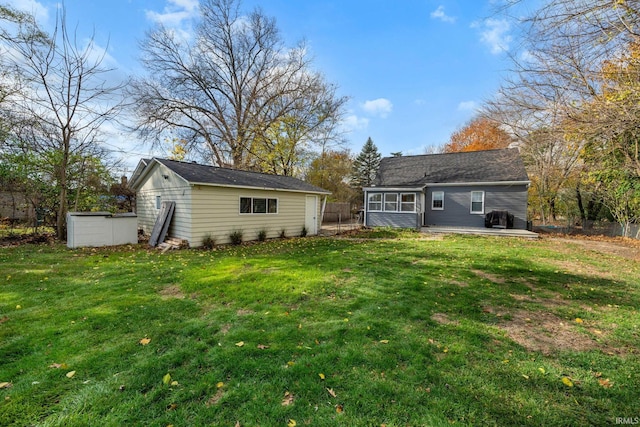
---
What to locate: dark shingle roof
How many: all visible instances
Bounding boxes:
[373,148,529,187]
[154,158,330,194]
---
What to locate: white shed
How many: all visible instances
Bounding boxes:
[129,158,330,247]
[66,212,138,248]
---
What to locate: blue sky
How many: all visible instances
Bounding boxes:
[5,0,518,171]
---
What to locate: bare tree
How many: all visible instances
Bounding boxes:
[1,5,125,239]
[129,0,347,170]
[485,0,640,227]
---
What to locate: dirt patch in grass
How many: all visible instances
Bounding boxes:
[487,307,623,355]
[498,309,598,354]
[471,269,506,284]
[205,388,224,407]
[159,284,186,299]
[236,308,254,316]
[548,236,640,261]
[431,312,459,325]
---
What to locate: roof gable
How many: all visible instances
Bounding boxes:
[133,158,330,194]
[374,148,529,187]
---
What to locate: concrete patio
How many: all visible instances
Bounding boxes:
[421,226,539,238]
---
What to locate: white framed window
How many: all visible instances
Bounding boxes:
[368,193,382,211]
[471,191,485,214]
[384,193,398,211]
[431,191,444,210]
[155,195,161,209]
[400,193,416,212]
[240,197,278,214]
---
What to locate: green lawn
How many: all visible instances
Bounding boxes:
[1,231,638,426]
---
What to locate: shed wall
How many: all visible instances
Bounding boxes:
[135,163,192,242]
[190,186,320,246]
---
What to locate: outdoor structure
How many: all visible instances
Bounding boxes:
[0,191,34,223]
[66,212,138,249]
[130,158,330,247]
[363,148,530,230]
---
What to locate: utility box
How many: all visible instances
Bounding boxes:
[67,212,138,248]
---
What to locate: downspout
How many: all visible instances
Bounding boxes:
[363,190,367,226]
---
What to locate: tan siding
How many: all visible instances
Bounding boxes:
[190,186,314,246]
[136,163,192,243]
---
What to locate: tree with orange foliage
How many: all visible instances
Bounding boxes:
[444,117,512,153]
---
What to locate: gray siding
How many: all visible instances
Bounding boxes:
[424,185,528,229]
[364,191,422,229]
[367,212,421,228]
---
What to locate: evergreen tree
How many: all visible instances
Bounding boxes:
[350,137,381,187]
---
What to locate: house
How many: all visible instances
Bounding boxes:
[129,158,330,247]
[363,148,530,230]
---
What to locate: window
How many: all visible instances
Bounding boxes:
[253,198,267,213]
[240,197,251,213]
[240,197,278,214]
[155,195,161,209]
[368,193,382,211]
[432,191,444,210]
[400,193,416,212]
[471,191,484,214]
[268,198,277,213]
[384,193,398,211]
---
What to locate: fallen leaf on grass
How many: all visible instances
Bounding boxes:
[379,340,389,344]
[235,341,244,347]
[139,338,151,345]
[281,391,294,406]
[318,373,325,380]
[167,403,178,410]
[575,318,584,324]
[162,373,172,385]
[66,371,76,379]
[0,382,12,389]
[561,377,574,387]
[216,382,224,388]
[48,363,68,369]
[257,344,269,349]
[287,420,296,427]
[336,404,344,413]
[235,422,240,427]
[327,388,337,398]
[0,316,9,324]
[598,378,613,388]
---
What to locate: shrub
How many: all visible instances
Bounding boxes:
[257,229,268,242]
[229,230,243,245]
[201,234,216,249]
[301,226,308,237]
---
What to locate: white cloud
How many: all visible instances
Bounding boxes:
[342,114,369,132]
[361,98,393,118]
[145,0,199,27]
[430,6,456,24]
[457,100,478,112]
[475,18,512,54]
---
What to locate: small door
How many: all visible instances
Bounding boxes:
[305,195,318,235]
